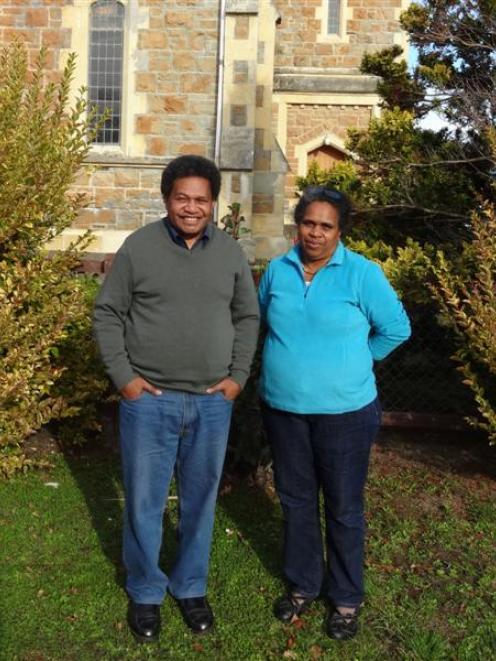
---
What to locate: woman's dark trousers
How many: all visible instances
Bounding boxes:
[262,398,381,608]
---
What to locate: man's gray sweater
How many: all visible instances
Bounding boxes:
[93,219,260,393]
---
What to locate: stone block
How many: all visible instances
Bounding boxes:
[256,85,264,108]
[181,75,213,94]
[74,209,98,228]
[147,137,168,156]
[0,14,16,27]
[115,170,140,188]
[220,127,254,170]
[231,104,247,127]
[257,41,265,65]
[234,15,249,39]
[136,73,156,92]
[148,53,170,72]
[253,194,274,214]
[273,72,379,94]
[173,53,197,70]
[254,235,290,259]
[254,150,271,171]
[91,171,115,187]
[75,208,116,228]
[140,171,162,189]
[233,60,249,84]
[178,143,206,156]
[95,189,122,208]
[231,174,241,194]
[125,188,151,209]
[254,128,264,148]
[3,28,38,45]
[136,115,153,134]
[149,15,163,29]
[155,78,180,94]
[116,210,144,229]
[187,32,206,51]
[42,29,70,48]
[139,30,168,49]
[180,119,197,132]
[226,0,259,13]
[74,168,91,186]
[251,213,284,237]
[163,95,187,113]
[253,172,280,196]
[26,8,48,27]
[165,11,193,27]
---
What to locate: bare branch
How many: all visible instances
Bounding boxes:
[354,204,471,221]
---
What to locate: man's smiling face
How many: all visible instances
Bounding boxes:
[165,176,215,244]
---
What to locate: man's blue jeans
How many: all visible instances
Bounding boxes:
[262,398,381,608]
[119,390,233,604]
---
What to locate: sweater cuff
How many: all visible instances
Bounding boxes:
[109,365,138,392]
[229,369,248,390]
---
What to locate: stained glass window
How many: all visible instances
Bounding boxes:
[89,0,124,144]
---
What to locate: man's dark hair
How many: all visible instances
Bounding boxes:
[294,186,352,234]
[160,155,221,200]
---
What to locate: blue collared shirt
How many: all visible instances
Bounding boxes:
[258,242,411,414]
[163,216,212,249]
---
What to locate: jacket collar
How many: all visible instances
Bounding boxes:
[286,241,345,268]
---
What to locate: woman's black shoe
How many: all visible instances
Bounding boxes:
[127,601,161,643]
[274,593,314,623]
[326,608,359,640]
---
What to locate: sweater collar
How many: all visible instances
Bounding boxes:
[163,216,213,248]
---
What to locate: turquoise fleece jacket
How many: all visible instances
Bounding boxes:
[258,242,411,414]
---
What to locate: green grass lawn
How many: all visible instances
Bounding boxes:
[1,431,495,660]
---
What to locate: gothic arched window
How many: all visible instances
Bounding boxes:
[327,0,341,35]
[89,0,125,144]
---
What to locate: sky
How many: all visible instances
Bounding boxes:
[408,45,452,132]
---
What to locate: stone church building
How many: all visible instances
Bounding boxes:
[0,0,409,258]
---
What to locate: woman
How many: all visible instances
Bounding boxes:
[258,186,411,640]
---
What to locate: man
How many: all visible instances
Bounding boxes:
[93,155,260,642]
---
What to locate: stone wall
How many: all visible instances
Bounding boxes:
[1,0,220,237]
[0,0,410,257]
[0,1,70,75]
[217,0,289,259]
[131,0,219,160]
[72,165,164,230]
[269,0,409,223]
[273,0,409,69]
[284,102,372,196]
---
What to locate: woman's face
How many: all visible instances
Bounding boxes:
[297,201,341,262]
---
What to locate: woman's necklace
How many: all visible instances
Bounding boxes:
[302,259,328,280]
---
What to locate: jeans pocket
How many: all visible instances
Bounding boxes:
[122,391,148,403]
[212,391,234,404]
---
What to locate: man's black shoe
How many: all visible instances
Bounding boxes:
[326,607,359,640]
[127,601,161,643]
[274,593,314,623]
[176,596,214,633]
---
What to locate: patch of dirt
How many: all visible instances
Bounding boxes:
[21,428,61,460]
[375,428,496,483]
